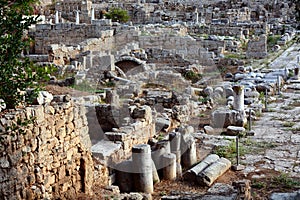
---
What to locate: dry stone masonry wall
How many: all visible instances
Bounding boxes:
[0,97,94,199]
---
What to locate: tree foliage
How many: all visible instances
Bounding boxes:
[0,0,49,109]
[104,7,130,23]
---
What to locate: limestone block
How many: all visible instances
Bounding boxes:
[44,174,56,188]
[58,165,66,180]
[162,153,177,180]
[226,126,245,136]
[8,150,23,167]
[73,117,83,129]
[91,140,122,165]
[105,132,128,142]
[212,108,244,128]
[204,125,215,134]
[152,140,171,170]
[181,137,197,168]
[34,106,45,125]
[33,91,53,105]
[57,126,66,140]
[0,157,10,168]
[66,123,75,135]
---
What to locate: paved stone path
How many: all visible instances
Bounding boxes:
[269,43,300,69]
[241,42,300,178]
[241,90,300,178]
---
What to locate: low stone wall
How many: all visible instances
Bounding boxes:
[91,105,156,167]
[246,35,267,59]
[0,98,94,199]
[32,24,114,54]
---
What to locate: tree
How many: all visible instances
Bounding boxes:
[0,0,48,109]
[104,7,130,23]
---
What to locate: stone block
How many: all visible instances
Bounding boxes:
[91,140,122,164]
[44,174,56,188]
[212,108,245,128]
[105,132,128,141]
[226,126,245,136]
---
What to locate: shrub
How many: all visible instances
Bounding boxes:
[104,8,130,23]
[0,0,49,109]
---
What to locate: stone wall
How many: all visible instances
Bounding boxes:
[32,23,114,54]
[189,23,267,38]
[91,105,156,167]
[246,35,267,59]
[0,97,94,199]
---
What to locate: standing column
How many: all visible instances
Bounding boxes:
[294,67,299,80]
[91,7,95,22]
[195,8,199,24]
[132,144,153,193]
[76,10,80,24]
[169,132,182,177]
[55,10,59,24]
[232,85,244,111]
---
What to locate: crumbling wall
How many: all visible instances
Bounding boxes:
[91,105,156,166]
[246,35,267,59]
[0,98,94,199]
[32,24,114,54]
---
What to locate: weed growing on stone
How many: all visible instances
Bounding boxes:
[271,172,300,189]
[271,115,287,121]
[286,127,300,133]
[280,105,294,110]
[288,100,300,107]
[198,113,207,118]
[251,180,266,189]
[241,139,278,154]
[212,140,246,164]
[282,122,296,127]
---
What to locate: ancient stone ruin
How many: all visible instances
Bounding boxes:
[1,0,300,199]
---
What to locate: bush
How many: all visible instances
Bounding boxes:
[183,71,202,83]
[0,0,49,109]
[105,8,130,23]
[267,35,281,49]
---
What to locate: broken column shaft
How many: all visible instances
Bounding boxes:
[184,154,220,181]
[162,153,177,180]
[132,144,153,193]
[152,140,170,170]
[197,157,232,186]
[181,137,197,168]
[169,132,182,177]
[232,85,244,111]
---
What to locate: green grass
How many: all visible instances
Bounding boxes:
[72,81,103,93]
[271,173,300,189]
[241,139,278,154]
[282,122,296,127]
[286,127,300,132]
[198,113,207,118]
[251,180,266,189]
[213,140,246,164]
[183,71,202,83]
[267,35,281,50]
[280,105,294,110]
